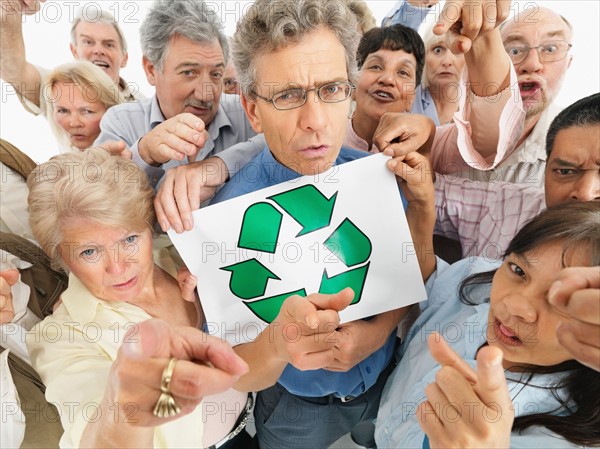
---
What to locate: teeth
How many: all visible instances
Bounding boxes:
[93,61,109,68]
[375,91,392,99]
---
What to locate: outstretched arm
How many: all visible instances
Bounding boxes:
[0,0,46,108]
[80,319,247,448]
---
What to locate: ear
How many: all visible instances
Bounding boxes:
[120,51,129,69]
[241,94,264,134]
[348,100,356,119]
[70,43,79,59]
[142,56,157,86]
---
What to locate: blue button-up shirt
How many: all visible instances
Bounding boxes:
[211,146,401,397]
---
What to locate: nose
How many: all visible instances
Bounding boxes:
[69,113,83,128]
[194,72,217,101]
[104,249,127,276]
[298,90,328,132]
[503,291,538,323]
[440,52,453,67]
[91,42,105,56]
[517,47,543,74]
[377,68,395,86]
[571,170,600,201]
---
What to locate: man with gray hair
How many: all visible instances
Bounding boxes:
[95,0,263,193]
[205,1,437,448]
[0,0,139,119]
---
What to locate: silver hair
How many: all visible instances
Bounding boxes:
[140,0,228,72]
[231,0,361,97]
[70,8,128,54]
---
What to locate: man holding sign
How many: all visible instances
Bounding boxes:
[200,1,437,448]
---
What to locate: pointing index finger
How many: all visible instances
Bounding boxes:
[428,332,477,384]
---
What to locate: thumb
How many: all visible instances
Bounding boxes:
[0,269,20,286]
[308,287,355,313]
[474,345,511,408]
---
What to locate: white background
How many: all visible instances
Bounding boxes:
[1,0,598,163]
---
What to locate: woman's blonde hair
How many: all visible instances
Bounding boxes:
[44,61,125,150]
[345,1,377,34]
[27,148,155,269]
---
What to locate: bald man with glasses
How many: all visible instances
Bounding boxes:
[452,6,574,186]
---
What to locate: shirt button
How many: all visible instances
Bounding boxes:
[366,366,371,374]
[385,426,390,435]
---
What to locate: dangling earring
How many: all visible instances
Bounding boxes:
[348,100,357,119]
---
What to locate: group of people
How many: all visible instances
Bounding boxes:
[0,0,598,449]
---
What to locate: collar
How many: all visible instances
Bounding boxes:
[206,98,234,141]
[60,273,150,324]
[150,95,168,130]
[259,146,305,183]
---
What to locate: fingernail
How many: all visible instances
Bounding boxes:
[161,221,170,232]
[174,224,183,234]
[183,220,192,230]
[548,281,561,304]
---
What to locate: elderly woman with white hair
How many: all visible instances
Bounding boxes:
[25,148,253,449]
[414,23,466,125]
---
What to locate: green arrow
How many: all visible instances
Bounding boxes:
[244,289,307,323]
[269,185,337,236]
[238,202,282,254]
[323,219,372,267]
[220,258,280,300]
[318,263,370,305]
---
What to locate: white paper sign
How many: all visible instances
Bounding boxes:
[169,153,426,345]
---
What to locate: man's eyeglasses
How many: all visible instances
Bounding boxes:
[504,40,572,65]
[252,81,354,111]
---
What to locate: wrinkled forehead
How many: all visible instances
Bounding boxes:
[74,20,122,44]
[501,8,572,44]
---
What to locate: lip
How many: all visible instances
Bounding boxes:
[368,89,396,103]
[91,60,111,70]
[185,105,210,117]
[113,276,138,290]
[70,134,88,141]
[518,80,542,99]
[493,318,523,347]
[298,145,330,158]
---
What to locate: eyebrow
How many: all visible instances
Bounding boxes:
[513,252,533,268]
[366,54,416,68]
[78,33,117,43]
[551,158,580,167]
[503,29,568,45]
[551,157,600,168]
[175,62,225,71]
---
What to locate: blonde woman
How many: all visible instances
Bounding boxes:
[45,61,124,152]
[26,148,252,449]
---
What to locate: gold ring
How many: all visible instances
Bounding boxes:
[152,358,181,418]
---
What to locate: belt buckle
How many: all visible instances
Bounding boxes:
[214,394,254,448]
[340,394,356,403]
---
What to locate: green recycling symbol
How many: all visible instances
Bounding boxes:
[220,185,372,323]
